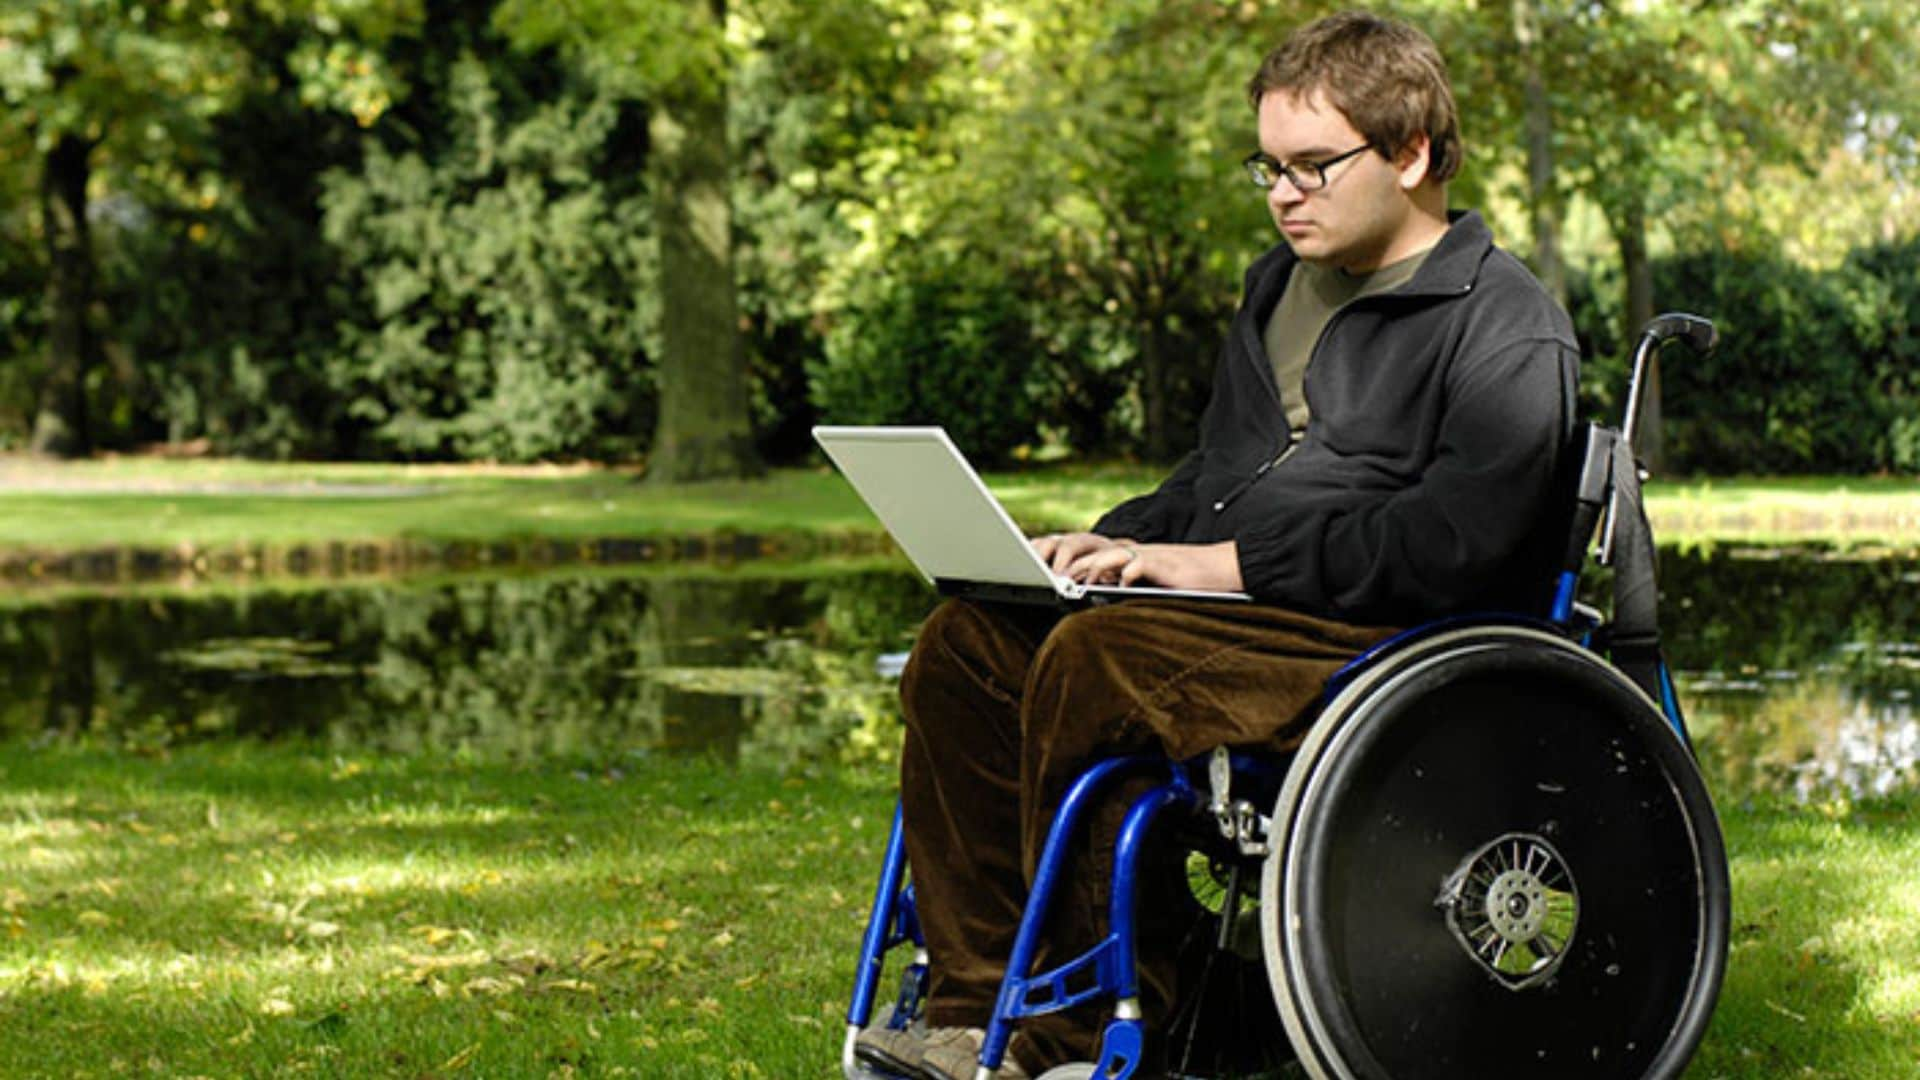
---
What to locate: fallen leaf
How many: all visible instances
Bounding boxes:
[462,976,520,996]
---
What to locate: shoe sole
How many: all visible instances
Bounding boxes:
[852,1045,923,1079]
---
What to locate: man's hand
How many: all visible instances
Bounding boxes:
[1031,532,1127,576]
[1033,533,1244,592]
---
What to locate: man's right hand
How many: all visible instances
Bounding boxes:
[1031,532,1132,578]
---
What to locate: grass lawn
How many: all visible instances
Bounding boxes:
[1,742,1917,1077]
[0,743,896,1079]
[0,457,1915,559]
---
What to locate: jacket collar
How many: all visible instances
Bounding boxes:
[1232,209,1494,408]
[1401,209,1492,297]
[1251,207,1493,312]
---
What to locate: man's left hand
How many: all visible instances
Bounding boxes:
[1064,540,1244,593]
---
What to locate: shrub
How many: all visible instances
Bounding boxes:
[1570,236,1920,475]
[810,239,1040,465]
[319,54,657,462]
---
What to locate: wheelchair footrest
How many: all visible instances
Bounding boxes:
[997,934,1126,1020]
[1093,1016,1145,1080]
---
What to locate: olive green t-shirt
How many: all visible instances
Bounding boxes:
[1263,248,1433,434]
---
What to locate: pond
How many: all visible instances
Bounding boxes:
[1,549,1916,802]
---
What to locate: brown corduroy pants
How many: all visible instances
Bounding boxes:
[897,596,1395,1071]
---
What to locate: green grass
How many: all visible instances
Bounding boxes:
[2,743,1917,1077]
[0,458,1915,559]
[0,460,882,552]
[0,743,898,1078]
[1645,475,1920,551]
[1707,800,1920,1077]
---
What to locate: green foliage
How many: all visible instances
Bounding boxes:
[1570,234,1920,475]
[811,239,1042,464]
[728,0,961,460]
[1845,238,1920,471]
[492,0,724,97]
[0,0,425,455]
[808,0,1282,461]
[320,53,658,462]
[0,220,39,443]
[95,80,367,456]
[1,0,1916,472]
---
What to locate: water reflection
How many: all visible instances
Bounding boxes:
[0,567,936,770]
[1649,549,1920,801]
[0,548,1917,800]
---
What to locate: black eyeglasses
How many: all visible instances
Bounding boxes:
[1242,143,1374,192]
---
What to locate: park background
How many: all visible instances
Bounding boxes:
[2,1,1920,1077]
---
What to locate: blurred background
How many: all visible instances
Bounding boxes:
[1,0,1916,479]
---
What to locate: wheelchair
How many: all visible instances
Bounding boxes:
[843,315,1731,1080]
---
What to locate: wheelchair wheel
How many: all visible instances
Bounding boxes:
[1161,845,1295,1079]
[1260,626,1729,1079]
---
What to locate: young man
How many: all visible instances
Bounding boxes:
[858,12,1578,1078]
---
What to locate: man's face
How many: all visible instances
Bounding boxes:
[1255,89,1417,272]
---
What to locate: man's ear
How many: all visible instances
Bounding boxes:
[1395,133,1433,190]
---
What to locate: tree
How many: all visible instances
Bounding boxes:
[820,0,1286,461]
[647,15,761,482]
[496,0,762,482]
[319,48,660,462]
[0,1,221,454]
[0,0,417,457]
[1435,0,1920,469]
[987,0,1280,460]
[1507,0,1566,309]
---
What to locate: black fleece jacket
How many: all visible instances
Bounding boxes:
[1093,210,1578,624]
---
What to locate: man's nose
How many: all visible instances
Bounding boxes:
[1268,177,1305,210]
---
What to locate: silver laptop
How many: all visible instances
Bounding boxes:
[813,425,1250,606]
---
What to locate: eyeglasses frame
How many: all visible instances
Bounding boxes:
[1242,142,1375,193]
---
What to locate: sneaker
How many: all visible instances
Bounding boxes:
[854,1020,930,1077]
[917,1026,1031,1080]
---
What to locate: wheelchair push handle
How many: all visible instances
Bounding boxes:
[1620,312,1717,452]
[1598,313,1717,568]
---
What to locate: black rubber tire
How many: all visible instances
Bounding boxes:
[1260,626,1729,1079]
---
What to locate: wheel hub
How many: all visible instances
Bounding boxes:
[1437,832,1578,990]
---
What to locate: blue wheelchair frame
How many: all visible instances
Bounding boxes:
[843,316,1719,1080]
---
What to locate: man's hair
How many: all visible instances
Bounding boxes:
[1246,10,1463,184]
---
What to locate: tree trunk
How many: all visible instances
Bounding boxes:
[645,3,762,484]
[644,577,753,762]
[1142,316,1172,462]
[32,133,97,458]
[1618,194,1661,471]
[45,599,98,738]
[1513,0,1566,310]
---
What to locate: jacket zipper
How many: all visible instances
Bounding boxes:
[1212,257,1471,517]
[1211,442,1297,513]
